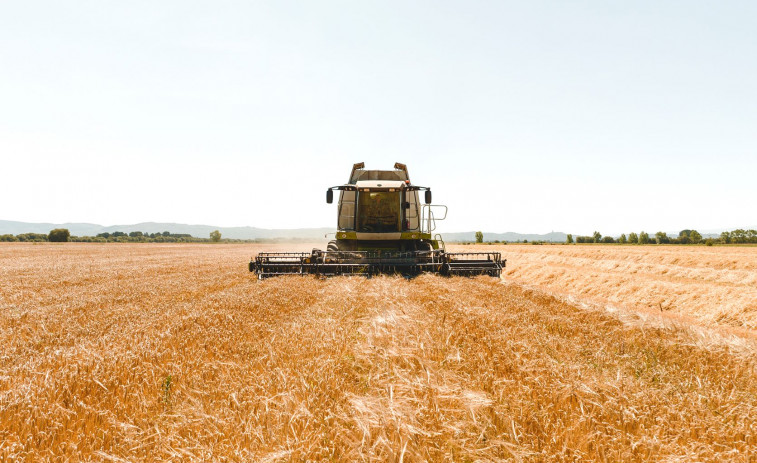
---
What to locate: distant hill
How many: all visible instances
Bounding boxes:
[0,220,333,240]
[2,220,749,242]
[0,220,570,242]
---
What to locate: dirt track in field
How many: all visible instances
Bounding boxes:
[1,243,755,461]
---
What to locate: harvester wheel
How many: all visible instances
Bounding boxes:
[416,241,433,253]
[326,240,340,252]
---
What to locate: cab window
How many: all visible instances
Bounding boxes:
[357,191,400,233]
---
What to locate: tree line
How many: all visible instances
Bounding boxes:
[465,229,757,245]
[0,229,244,243]
[565,229,757,245]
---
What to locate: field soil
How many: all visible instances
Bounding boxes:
[1,243,755,461]
[454,243,757,332]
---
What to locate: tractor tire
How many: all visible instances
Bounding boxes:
[327,240,340,252]
[416,241,433,253]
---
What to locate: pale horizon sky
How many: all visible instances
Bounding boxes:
[1,1,755,236]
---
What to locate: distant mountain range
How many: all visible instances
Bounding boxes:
[0,220,333,240]
[1,220,746,242]
[1,220,569,242]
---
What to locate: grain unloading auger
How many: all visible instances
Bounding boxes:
[249,162,505,278]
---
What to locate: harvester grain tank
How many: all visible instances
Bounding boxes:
[249,162,505,278]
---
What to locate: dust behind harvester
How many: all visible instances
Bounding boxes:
[249,162,505,278]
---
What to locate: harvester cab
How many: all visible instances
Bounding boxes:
[249,162,505,278]
[326,162,439,253]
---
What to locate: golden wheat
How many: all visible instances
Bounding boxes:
[0,243,755,461]
[454,243,757,331]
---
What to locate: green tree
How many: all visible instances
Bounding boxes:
[655,231,670,244]
[48,228,70,242]
[677,230,691,244]
[210,230,222,242]
[720,231,731,244]
[592,231,602,243]
[618,234,627,244]
[731,229,747,244]
[689,230,702,244]
[566,234,573,244]
[475,231,484,243]
[747,230,757,243]
[628,232,638,244]
[639,231,650,244]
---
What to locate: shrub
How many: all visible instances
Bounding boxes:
[48,229,70,242]
[16,233,48,242]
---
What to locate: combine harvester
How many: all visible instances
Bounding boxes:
[249,162,505,278]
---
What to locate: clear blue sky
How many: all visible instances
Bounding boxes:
[1,1,755,235]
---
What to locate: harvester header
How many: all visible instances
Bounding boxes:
[249,163,505,278]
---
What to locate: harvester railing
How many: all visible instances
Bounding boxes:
[421,204,447,234]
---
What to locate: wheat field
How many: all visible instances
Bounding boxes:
[1,243,755,461]
[473,244,757,331]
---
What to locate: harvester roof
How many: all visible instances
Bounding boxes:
[349,162,409,184]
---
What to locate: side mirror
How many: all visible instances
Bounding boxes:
[403,202,411,209]
[424,190,432,204]
[326,189,333,204]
